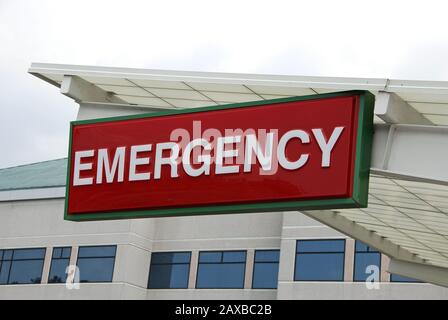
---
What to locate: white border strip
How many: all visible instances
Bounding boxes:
[0,187,65,201]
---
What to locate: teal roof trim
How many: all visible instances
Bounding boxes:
[0,158,67,191]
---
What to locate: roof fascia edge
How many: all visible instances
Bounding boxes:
[28,63,388,90]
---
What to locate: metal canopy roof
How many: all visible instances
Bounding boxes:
[28,63,448,286]
[341,175,448,267]
[29,63,448,125]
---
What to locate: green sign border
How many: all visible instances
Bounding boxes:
[64,90,375,221]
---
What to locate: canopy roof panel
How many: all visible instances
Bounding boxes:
[29,63,448,126]
[340,175,448,268]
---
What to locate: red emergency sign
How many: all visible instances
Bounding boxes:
[65,90,374,221]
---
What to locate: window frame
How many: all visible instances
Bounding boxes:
[353,241,382,282]
[48,247,72,284]
[0,247,46,285]
[76,245,117,283]
[147,251,192,289]
[294,239,346,282]
[390,273,422,283]
[195,250,247,289]
[252,249,280,289]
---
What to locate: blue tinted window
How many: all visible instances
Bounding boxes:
[223,252,246,263]
[295,240,345,281]
[354,252,381,282]
[390,274,422,283]
[48,260,70,283]
[150,252,191,264]
[196,251,246,289]
[295,253,344,281]
[148,264,190,289]
[198,252,222,263]
[148,252,191,289]
[197,264,245,288]
[53,248,62,258]
[48,247,72,284]
[0,248,45,285]
[354,241,381,282]
[253,263,279,289]
[297,240,345,253]
[3,250,12,260]
[252,250,280,289]
[0,250,3,283]
[77,245,116,283]
[62,248,71,259]
[0,261,11,284]
[77,258,115,283]
[255,250,280,262]
[355,242,368,252]
[13,248,45,260]
[8,260,44,284]
[78,246,116,258]
[355,241,378,252]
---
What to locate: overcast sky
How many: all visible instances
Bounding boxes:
[0,0,447,168]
